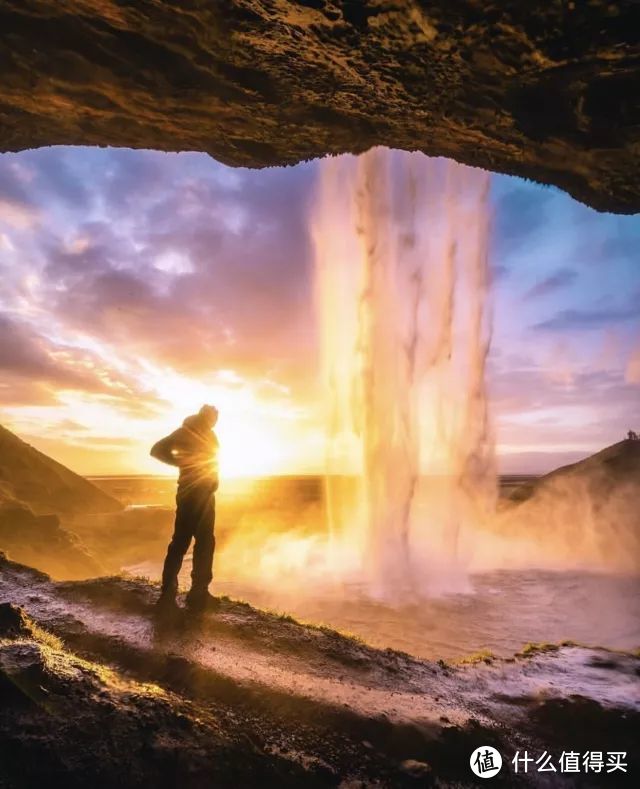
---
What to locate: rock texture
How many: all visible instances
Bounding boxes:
[0,602,322,789]
[1,555,639,787]
[1,1,639,212]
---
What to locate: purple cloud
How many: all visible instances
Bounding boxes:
[522,268,577,301]
[532,304,639,331]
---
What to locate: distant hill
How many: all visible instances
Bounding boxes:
[499,439,640,572]
[508,439,640,505]
[0,424,122,517]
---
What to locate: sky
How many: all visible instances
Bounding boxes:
[0,146,638,477]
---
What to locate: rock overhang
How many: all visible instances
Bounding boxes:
[0,0,638,213]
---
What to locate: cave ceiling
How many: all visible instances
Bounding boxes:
[0,1,639,213]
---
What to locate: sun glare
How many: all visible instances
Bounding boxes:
[216,419,287,479]
[145,368,314,479]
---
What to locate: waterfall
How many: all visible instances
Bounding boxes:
[313,148,496,598]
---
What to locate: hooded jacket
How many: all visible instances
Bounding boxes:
[150,413,219,494]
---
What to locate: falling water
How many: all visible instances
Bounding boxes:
[313,148,496,599]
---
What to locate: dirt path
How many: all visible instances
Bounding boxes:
[1,553,638,787]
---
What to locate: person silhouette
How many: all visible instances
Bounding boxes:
[150,404,219,612]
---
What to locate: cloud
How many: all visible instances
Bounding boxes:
[490,179,557,261]
[490,352,640,453]
[29,149,90,208]
[0,158,35,205]
[491,263,510,281]
[24,155,317,383]
[522,268,577,301]
[2,146,640,473]
[0,199,38,229]
[0,314,76,382]
[0,148,92,213]
[0,314,158,407]
[0,378,59,406]
[532,304,639,331]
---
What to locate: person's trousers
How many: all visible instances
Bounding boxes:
[161,486,215,599]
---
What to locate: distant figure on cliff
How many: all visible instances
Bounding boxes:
[150,405,219,613]
[627,429,638,441]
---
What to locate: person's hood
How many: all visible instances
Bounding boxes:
[182,413,207,432]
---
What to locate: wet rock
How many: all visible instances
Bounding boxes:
[587,655,622,670]
[59,574,160,613]
[0,602,33,638]
[399,758,431,777]
[0,636,320,787]
[1,555,638,788]
[0,639,56,709]
[527,695,640,779]
[1,2,639,212]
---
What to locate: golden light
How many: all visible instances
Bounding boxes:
[216,418,288,479]
[144,367,317,479]
[2,360,323,478]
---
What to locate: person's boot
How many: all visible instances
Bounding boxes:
[155,592,180,615]
[185,590,219,613]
